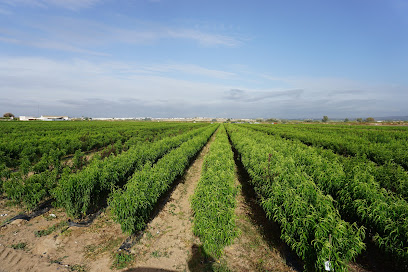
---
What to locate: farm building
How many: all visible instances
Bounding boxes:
[19,116,38,121]
[19,115,70,121]
[39,115,70,121]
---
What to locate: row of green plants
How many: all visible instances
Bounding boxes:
[226,125,366,272]
[109,124,218,234]
[0,121,200,169]
[244,124,408,201]
[246,123,408,170]
[55,124,215,218]
[236,124,408,268]
[191,125,238,258]
[1,124,203,210]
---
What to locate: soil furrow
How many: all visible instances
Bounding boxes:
[126,131,217,271]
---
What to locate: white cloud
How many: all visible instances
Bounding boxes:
[0,15,243,55]
[0,35,109,56]
[1,56,407,118]
[143,64,235,79]
[0,56,232,104]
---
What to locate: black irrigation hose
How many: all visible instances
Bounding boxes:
[1,199,52,227]
[1,199,103,229]
[67,210,103,227]
[118,232,144,252]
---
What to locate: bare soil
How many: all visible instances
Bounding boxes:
[126,132,217,271]
[0,204,128,272]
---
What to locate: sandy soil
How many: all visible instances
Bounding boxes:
[126,132,217,272]
[0,205,129,272]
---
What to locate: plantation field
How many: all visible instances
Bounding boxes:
[0,121,407,271]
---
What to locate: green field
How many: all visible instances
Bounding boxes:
[1,121,407,271]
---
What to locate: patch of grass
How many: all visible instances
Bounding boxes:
[69,264,87,272]
[84,236,123,260]
[61,227,72,236]
[44,214,57,221]
[50,256,68,264]
[11,242,27,250]
[34,221,67,237]
[145,231,153,240]
[151,250,161,258]
[151,249,170,258]
[169,203,176,215]
[111,252,134,270]
[212,261,231,272]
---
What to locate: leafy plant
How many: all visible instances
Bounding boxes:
[192,125,238,259]
[111,252,134,269]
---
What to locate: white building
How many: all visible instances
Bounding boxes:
[39,115,70,121]
[19,115,70,121]
[19,116,38,121]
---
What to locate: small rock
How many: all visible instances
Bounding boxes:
[10,219,26,226]
[49,214,56,218]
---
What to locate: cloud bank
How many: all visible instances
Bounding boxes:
[1,56,407,119]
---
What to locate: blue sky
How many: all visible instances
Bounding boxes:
[1,0,407,118]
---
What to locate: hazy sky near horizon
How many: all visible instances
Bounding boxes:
[1,0,407,118]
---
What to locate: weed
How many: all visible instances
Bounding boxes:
[34,221,67,237]
[69,264,87,272]
[11,242,27,250]
[111,252,134,269]
[151,250,169,258]
[85,237,122,260]
[50,256,67,264]
[145,231,153,240]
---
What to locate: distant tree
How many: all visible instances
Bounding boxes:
[266,118,279,123]
[211,119,217,122]
[256,119,263,122]
[344,118,349,122]
[356,118,363,123]
[322,116,329,122]
[3,112,14,118]
[365,117,375,122]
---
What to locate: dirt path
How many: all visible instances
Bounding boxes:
[0,206,129,272]
[0,243,68,272]
[126,132,217,271]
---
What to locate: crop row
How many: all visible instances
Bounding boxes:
[109,124,218,234]
[226,125,365,271]
[55,124,216,218]
[191,125,238,258]
[245,124,408,170]
[1,124,206,210]
[0,122,202,169]
[244,124,408,201]
[233,124,408,268]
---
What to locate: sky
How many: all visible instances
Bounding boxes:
[0,0,407,119]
